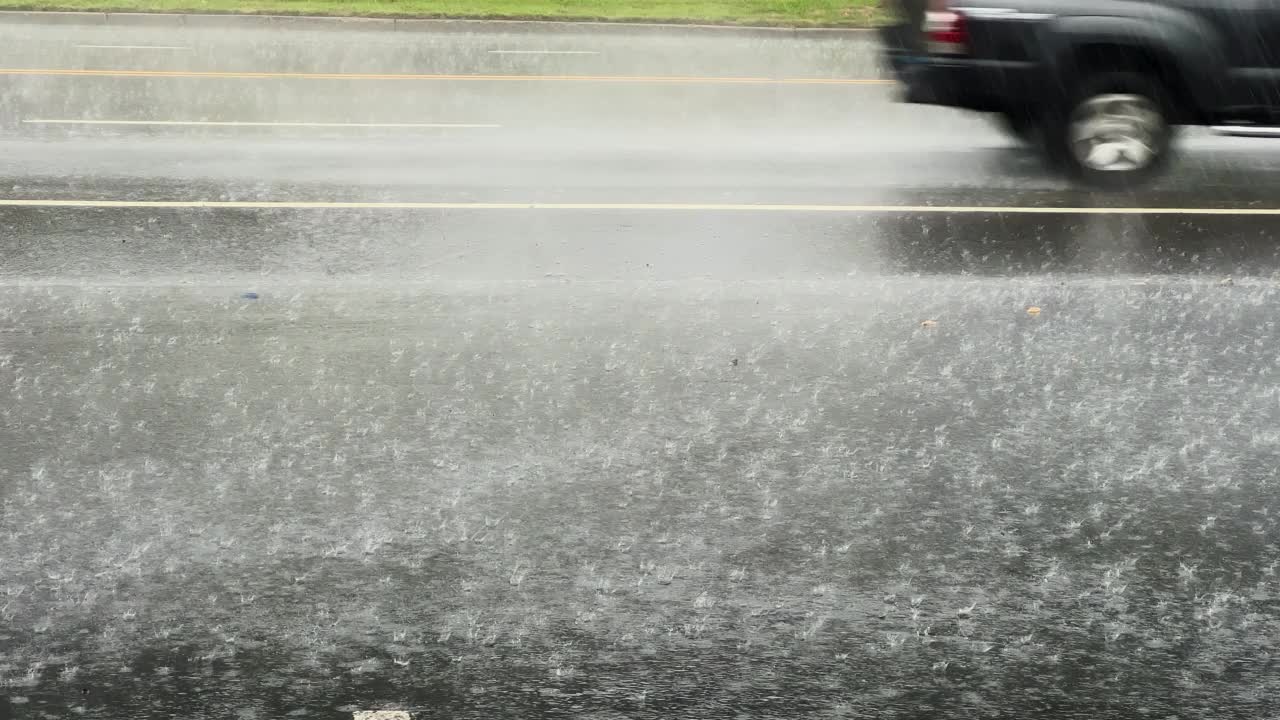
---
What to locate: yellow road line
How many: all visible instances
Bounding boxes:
[0,67,891,85]
[23,119,500,128]
[0,199,1277,214]
[76,45,191,51]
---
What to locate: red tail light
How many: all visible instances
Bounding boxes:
[925,9,968,55]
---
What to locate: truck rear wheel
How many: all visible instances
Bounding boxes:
[1046,71,1173,188]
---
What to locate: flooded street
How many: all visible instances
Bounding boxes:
[4,16,1280,719]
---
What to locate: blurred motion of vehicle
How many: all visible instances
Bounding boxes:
[879,0,927,79]
[885,0,1280,187]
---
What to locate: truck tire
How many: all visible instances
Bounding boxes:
[1045,71,1174,188]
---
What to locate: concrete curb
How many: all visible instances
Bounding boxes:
[0,10,877,37]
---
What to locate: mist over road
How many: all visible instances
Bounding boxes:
[4,16,1280,720]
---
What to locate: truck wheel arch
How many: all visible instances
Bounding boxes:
[1048,16,1224,124]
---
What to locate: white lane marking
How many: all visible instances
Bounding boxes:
[22,119,500,129]
[75,45,191,50]
[0,200,1276,215]
[353,713,411,720]
[488,49,600,55]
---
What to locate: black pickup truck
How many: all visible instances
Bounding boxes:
[882,0,1280,187]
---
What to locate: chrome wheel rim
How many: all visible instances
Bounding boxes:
[1069,93,1164,172]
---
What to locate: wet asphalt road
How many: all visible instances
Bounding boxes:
[6,18,1280,720]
